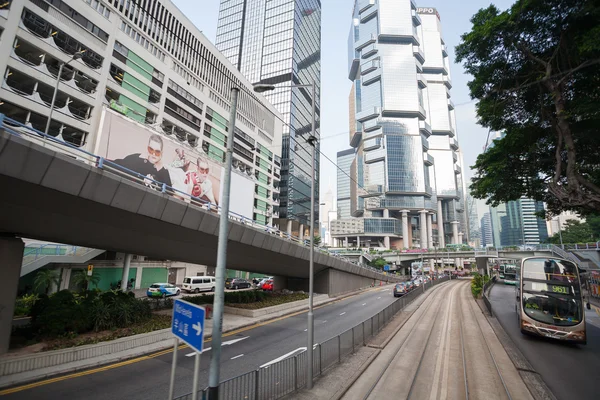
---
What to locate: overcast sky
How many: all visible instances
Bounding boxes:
[173,0,516,222]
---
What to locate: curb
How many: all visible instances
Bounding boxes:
[330,348,381,400]
[0,285,389,390]
[475,286,557,400]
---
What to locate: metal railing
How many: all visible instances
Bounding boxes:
[173,276,450,400]
[0,114,391,281]
[482,275,496,317]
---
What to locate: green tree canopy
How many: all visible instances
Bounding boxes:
[547,219,598,244]
[71,270,101,291]
[33,269,59,295]
[369,257,388,270]
[456,0,600,216]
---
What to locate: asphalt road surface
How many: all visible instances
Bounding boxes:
[490,283,600,400]
[2,286,398,400]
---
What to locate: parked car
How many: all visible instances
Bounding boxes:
[182,276,216,293]
[225,278,252,290]
[147,283,180,298]
[257,277,273,289]
[262,280,274,291]
[393,283,408,297]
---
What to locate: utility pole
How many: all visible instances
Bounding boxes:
[207,87,239,400]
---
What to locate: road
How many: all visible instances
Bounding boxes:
[2,286,398,399]
[490,283,600,400]
[343,279,532,400]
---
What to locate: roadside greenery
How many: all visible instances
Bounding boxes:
[33,269,59,295]
[546,218,600,244]
[471,273,491,298]
[181,290,308,309]
[13,294,39,317]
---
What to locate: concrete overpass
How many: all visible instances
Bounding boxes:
[0,123,398,354]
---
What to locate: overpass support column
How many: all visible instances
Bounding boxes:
[427,213,433,249]
[273,276,286,291]
[120,254,132,291]
[476,257,487,275]
[451,221,459,245]
[401,210,409,249]
[287,220,293,236]
[458,232,464,245]
[299,224,304,242]
[0,236,24,355]
[356,236,360,248]
[419,210,428,249]
[383,236,390,249]
[437,201,445,248]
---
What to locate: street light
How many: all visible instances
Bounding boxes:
[253,80,317,389]
[44,50,85,136]
[553,217,564,249]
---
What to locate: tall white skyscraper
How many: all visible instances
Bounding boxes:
[331,2,468,250]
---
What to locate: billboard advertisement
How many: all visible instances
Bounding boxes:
[96,109,257,219]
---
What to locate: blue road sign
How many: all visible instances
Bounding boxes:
[172,299,205,353]
[384,265,390,271]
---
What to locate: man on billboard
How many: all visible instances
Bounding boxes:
[112,134,172,189]
[185,157,217,205]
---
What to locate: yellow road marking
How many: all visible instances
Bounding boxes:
[0,287,382,395]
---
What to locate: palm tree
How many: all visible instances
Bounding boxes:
[33,269,60,295]
[71,270,101,291]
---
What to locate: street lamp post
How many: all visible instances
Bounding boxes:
[44,50,85,136]
[254,80,317,389]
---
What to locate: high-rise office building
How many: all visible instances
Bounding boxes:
[489,198,548,247]
[481,212,493,247]
[216,0,322,238]
[332,2,468,250]
[337,148,354,219]
[0,0,283,226]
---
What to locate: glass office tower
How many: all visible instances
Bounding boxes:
[216,0,322,237]
[333,1,468,250]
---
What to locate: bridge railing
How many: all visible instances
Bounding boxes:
[22,244,98,267]
[0,114,390,278]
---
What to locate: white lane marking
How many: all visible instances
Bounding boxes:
[362,303,366,306]
[185,336,248,357]
[304,328,308,331]
[260,348,306,368]
[339,312,346,316]
[231,354,244,360]
[323,320,327,323]
[186,347,211,357]
[377,297,381,299]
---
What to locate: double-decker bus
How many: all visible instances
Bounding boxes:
[503,264,518,285]
[516,257,586,344]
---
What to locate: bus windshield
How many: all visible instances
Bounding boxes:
[521,258,582,326]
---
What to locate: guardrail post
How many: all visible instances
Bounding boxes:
[294,355,298,391]
[363,321,366,345]
[161,183,166,193]
[97,157,104,169]
[254,369,260,400]
[352,328,355,353]
[318,344,322,375]
[338,335,341,363]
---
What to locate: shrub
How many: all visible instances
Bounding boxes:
[471,273,491,298]
[14,294,39,317]
[31,290,90,336]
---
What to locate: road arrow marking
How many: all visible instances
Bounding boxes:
[185,337,248,357]
[231,354,244,360]
[339,312,346,316]
[192,322,202,336]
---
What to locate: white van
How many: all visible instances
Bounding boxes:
[182,276,216,293]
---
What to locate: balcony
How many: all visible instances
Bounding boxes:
[454,165,462,174]
[364,137,381,151]
[421,135,429,151]
[359,2,378,22]
[361,43,378,59]
[442,44,448,57]
[355,33,377,51]
[356,106,381,122]
[448,99,455,110]
[443,75,452,89]
[362,68,381,85]
[361,59,379,75]
[413,46,425,64]
[453,151,458,163]
[419,120,432,137]
[449,137,459,150]
[362,118,381,132]
[417,73,427,88]
[412,9,422,26]
[424,153,434,166]
[364,148,385,164]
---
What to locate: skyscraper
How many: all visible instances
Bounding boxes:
[331,1,468,250]
[216,0,321,237]
[337,148,354,219]
[489,198,549,247]
[481,212,493,247]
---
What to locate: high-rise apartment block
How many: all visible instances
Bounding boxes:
[0,0,283,226]
[333,1,468,249]
[216,0,321,238]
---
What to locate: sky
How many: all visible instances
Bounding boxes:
[172,0,515,223]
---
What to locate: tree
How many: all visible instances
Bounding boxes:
[71,270,101,291]
[547,219,598,243]
[33,269,60,295]
[456,0,600,216]
[314,235,322,246]
[369,257,388,270]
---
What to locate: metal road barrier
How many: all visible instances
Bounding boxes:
[173,276,450,400]
[482,275,497,317]
[0,114,387,278]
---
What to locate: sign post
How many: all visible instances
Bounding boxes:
[87,264,93,276]
[169,299,206,400]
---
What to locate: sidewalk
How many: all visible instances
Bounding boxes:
[0,286,389,389]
